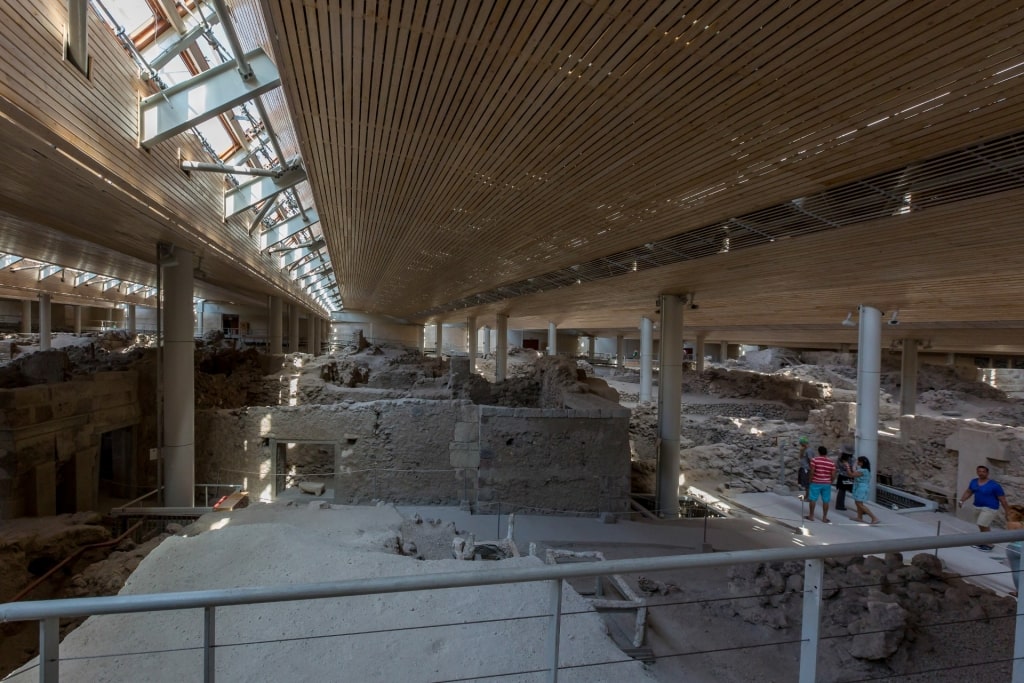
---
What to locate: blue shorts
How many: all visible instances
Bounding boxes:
[808,483,832,503]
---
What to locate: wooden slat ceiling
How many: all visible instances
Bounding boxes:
[257,0,1024,347]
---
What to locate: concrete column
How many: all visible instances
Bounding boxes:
[434,322,443,356]
[312,316,321,356]
[656,295,683,518]
[467,316,477,373]
[323,319,331,353]
[496,314,508,382]
[640,317,653,402]
[616,335,625,367]
[163,246,195,507]
[900,339,919,417]
[38,294,51,351]
[21,299,31,334]
[483,326,491,356]
[74,305,82,335]
[695,334,706,374]
[547,322,557,355]
[947,352,956,366]
[306,312,315,353]
[855,305,882,503]
[268,295,283,354]
[720,340,728,362]
[127,304,137,335]
[289,304,300,353]
[587,336,595,360]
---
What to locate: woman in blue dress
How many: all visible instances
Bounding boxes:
[850,456,880,524]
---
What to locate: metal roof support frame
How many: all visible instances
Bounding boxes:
[224,165,306,218]
[139,48,280,148]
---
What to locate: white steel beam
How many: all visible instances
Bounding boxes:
[38,266,63,281]
[290,256,325,279]
[139,48,280,148]
[260,210,319,250]
[224,165,306,218]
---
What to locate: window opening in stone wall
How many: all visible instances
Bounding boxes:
[273,441,337,498]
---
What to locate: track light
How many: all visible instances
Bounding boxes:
[841,312,856,327]
[888,309,900,325]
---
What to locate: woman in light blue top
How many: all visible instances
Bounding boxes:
[850,456,879,525]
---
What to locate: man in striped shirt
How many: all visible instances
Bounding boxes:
[806,446,837,524]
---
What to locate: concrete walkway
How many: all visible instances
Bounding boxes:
[725,488,1016,595]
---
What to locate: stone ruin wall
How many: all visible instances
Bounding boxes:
[810,400,1024,517]
[196,395,631,515]
[0,372,143,518]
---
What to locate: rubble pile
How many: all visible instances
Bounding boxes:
[724,552,1013,679]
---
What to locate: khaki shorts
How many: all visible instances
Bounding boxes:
[973,506,998,527]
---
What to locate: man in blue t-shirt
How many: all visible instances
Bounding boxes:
[959,465,1010,551]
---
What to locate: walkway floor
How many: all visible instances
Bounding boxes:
[399,488,1016,596]
[726,488,1016,595]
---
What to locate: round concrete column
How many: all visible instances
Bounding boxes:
[74,305,83,335]
[467,316,477,373]
[312,316,321,356]
[306,311,315,353]
[38,294,51,351]
[21,299,31,334]
[483,326,491,356]
[289,304,300,353]
[268,296,283,354]
[616,335,624,367]
[434,322,443,357]
[856,305,882,502]
[640,317,653,402]
[656,295,683,518]
[163,246,195,507]
[495,314,508,382]
[127,304,137,336]
[547,322,557,355]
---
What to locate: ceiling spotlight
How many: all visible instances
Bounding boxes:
[888,309,900,326]
[841,312,856,327]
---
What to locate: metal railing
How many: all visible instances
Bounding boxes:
[876,483,940,513]
[3,530,1024,682]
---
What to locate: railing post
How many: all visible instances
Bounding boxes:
[204,606,216,683]
[1015,584,1024,682]
[548,579,562,683]
[39,617,59,682]
[799,558,823,683]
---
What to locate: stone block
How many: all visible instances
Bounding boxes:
[453,421,478,443]
[450,442,480,468]
[460,404,479,422]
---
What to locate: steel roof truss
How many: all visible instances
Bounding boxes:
[224,164,306,218]
[139,48,280,148]
[260,210,319,250]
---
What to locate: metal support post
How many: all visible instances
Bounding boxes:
[204,606,216,682]
[40,616,59,682]
[799,558,824,683]
[547,579,563,683]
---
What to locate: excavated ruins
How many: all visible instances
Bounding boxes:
[3,333,1024,680]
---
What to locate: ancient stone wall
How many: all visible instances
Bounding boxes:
[878,416,1024,512]
[0,372,141,518]
[196,396,632,515]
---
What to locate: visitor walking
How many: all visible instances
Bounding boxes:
[849,456,879,524]
[805,446,836,523]
[797,437,812,499]
[834,450,854,511]
[959,465,1011,551]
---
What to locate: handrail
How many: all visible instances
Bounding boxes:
[3,529,1023,622]
[5,529,1024,683]
[6,521,145,604]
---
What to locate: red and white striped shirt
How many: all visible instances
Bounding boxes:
[810,456,836,484]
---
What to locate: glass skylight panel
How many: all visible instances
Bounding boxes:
[91,0,155,35]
